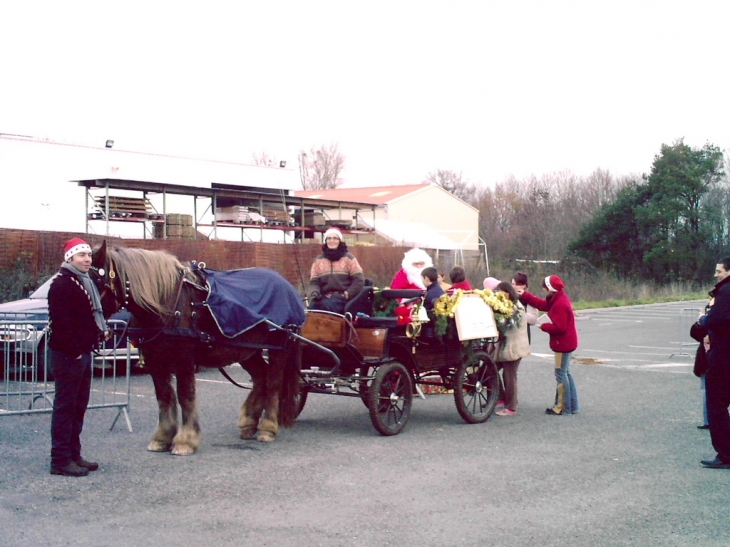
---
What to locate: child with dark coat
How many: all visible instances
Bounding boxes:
[421,267,445,310]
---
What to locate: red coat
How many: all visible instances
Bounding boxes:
[520,289,578,353]
[390,269,424,290]
[448,280,473,293]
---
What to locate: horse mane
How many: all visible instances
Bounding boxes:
[108,246,190,318]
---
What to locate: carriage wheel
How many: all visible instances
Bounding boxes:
[294,385,309,418]
[453,350,499,424]
[367,362,413,436]
[359,366,372,408]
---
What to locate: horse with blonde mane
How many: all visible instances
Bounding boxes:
[91,242,304,454]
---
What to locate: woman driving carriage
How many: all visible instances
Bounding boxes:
[308,228,365,314]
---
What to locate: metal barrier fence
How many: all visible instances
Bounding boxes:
[670,307,702,358]
[0,319,134,431]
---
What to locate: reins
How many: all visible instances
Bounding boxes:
[132,271,189,346]
[217,367,252,390]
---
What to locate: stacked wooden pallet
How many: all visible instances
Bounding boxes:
[262,208,292,226]
[215,206,251,223]
[91,196,154,219]
[215,206,268,225]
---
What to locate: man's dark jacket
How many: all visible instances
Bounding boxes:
[704,275,730,369]
[48,268,102,358]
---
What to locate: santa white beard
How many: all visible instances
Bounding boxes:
[405,265,426,290]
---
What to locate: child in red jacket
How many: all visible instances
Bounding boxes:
[520,275,580,416]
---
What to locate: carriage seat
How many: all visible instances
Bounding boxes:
[343,281,375,318]
[343,284,399,327]
[350,288,422,329]
[355,316,400,328]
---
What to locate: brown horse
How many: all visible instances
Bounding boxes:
[91,241,303,454]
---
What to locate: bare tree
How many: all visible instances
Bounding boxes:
[251,151,274,167]
[298,144,346,190]
[424,169,474,202]
[475,169,632,262]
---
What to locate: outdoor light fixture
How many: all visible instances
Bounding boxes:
[279,160,286,168]
[105,140,114,148]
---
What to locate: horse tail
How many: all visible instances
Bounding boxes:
[276,341,301,428]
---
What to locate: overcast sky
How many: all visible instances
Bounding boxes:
[1,0,728,189]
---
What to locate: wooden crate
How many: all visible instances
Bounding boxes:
[165,225,195,237]
[303,212,326,226]
[166,213,192,226]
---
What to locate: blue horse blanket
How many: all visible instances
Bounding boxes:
[201,267,306,338]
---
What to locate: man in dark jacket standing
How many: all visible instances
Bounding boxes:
[700,257,730,469]
[49,238,108,476]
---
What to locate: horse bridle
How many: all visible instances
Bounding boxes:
[92,256,128,314]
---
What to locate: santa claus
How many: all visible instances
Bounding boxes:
[390,248,434,290]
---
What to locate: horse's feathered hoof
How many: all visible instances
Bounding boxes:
[171,444,196,456]
[240,426,258,440]
[147,441,172,452]
[257,431,276,442]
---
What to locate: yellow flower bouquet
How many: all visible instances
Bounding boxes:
[432,289,517,338]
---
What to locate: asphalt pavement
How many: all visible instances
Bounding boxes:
[2,300,729,547]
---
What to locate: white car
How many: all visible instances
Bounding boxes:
[0,275,139,381]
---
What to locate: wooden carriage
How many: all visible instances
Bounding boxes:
[298,288,501,436]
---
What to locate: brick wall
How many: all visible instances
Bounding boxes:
[0,228,415,292]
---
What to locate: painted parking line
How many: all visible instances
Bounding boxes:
[582,317,672,323]
[579,348,681,357]
[583,312,677,317]
[600,364,692,374]
[631,344,697,350]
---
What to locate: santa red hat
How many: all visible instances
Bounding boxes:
[64,237,92,262]
[544,275,565,292]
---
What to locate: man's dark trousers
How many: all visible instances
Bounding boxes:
[706,359,730,462]
[50,350,92,468]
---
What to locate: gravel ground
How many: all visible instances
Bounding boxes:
[2,300,729,547]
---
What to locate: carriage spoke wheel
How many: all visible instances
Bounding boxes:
[454,350,499,424]
[294,384,309,419]
[367,362,413,436]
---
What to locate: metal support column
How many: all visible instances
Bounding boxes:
[212,193,218,240]
[104,181,110,237]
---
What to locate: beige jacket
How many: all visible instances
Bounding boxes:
[497,301,531,362]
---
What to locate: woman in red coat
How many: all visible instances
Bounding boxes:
[520,275,579,416]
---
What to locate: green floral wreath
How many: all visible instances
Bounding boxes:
[372,290,399,317]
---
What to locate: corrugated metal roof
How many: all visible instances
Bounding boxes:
[294,184,431,205]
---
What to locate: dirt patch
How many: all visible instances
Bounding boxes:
[573,356,603,365]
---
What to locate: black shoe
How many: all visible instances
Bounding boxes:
[697,425,710,430]
[701,457,730,469]
[50,462,89,477]
[545,408,562,416]
[75,458,99,471]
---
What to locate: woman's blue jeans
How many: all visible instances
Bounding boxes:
[552,351,579,414]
